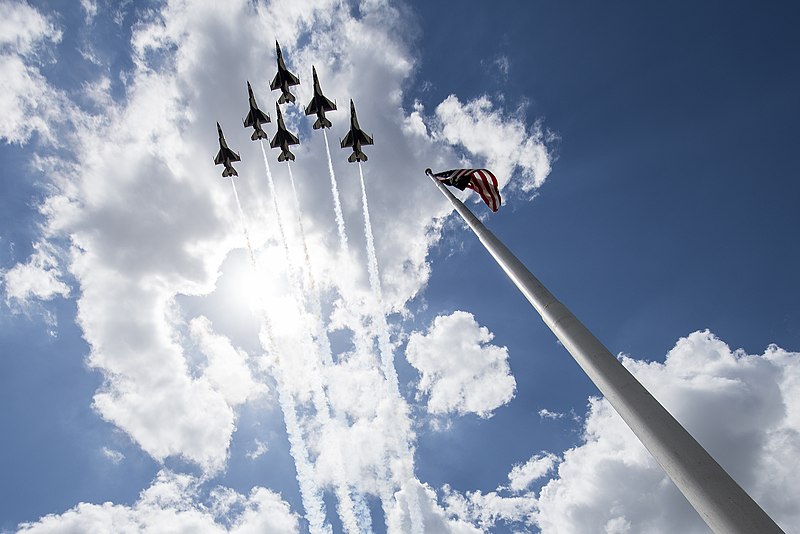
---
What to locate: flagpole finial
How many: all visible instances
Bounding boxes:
[425,168,433,176]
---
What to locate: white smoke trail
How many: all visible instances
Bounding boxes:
[353,493,374,534]
[228,177,331,534]
[287,160,334,368]
[323,129,348,257]
[259,143,360,534]
[358,162,399,394]
[286,161,316,295]
[272,361,332,534]
[357,163,425,534]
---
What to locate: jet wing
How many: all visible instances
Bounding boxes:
[320,96,336,112]
[341,130,355,148]
[359,130,374,146]
[270,73,280,91]
[305,96,337,116]
[285,70,300,86]
[270,130,299,149]
[270,71,300,91]
[216,147,240,163]
[244,108,270,128]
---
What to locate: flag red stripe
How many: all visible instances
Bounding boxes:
[434,168,502,212]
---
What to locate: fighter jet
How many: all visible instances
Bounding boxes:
[304,66,336,130]
[243,81,271,141]
[270,41,300,104]
[214,122,241,177]
[340,100,374,163]
[269,103,299,162]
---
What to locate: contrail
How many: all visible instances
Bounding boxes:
[272,360,332,534]
[358,162,398,394]
[258,143,360,534]
[357,163,424,534]
[323,129,348,257]
[228,177,331,534]
[286,161,316,295]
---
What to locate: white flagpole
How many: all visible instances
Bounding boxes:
[426,170,783,534]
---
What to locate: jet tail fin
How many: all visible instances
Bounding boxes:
[251,129,269,141]
[348,150,367,163]
[222,167,238,177]
[313,117,332,130]
[278,92,295,104]
[278,149,295,162]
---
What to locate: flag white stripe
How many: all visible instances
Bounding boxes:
[477,170,501,211]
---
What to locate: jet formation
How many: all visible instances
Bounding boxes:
[213,42,374,169]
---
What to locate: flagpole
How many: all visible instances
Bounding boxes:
[425,170,783,534]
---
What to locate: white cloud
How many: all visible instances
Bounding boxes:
[16,470,299,533]
[537,408,564,420]
[430,95,552,193]
[534,331,800,533]
[432,332,800,533]
[0,1,61,54]
[5,0,553,527]
[387,481,483,534]
[3,241,70,304]
[507,452,559,493]
[101,446,125,464]
[190,316,267,407]
[441,485,537,532]
[246,439,269,460]
[406,311,516,418]
[0,1,69,145]
[79,0,97,23]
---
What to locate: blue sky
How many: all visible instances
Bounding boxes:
[1,1,799,533]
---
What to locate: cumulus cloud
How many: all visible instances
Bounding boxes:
[6,0,548,479]
[428,95,553,193]
[16,470,299,533]
[431,332,800,533]
[507,453,559,493]
[534,331,800,533]
[190,316,267,407]
[406,311,516,418]
[0,0,69,144]
[4,0,554,528]
[0,1,61,55]
[3,241,70,304]
[441,485,537,532]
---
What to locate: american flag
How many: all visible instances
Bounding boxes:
[430,168,502,212]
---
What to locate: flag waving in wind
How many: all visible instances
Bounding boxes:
[426,168,502,212]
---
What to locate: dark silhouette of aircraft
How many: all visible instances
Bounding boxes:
[304,66,336,129]
[270,41,300,104]
[340,100,374,162]
[214,122,241,177]
[243,81,271,141]
[270,103,299,162]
